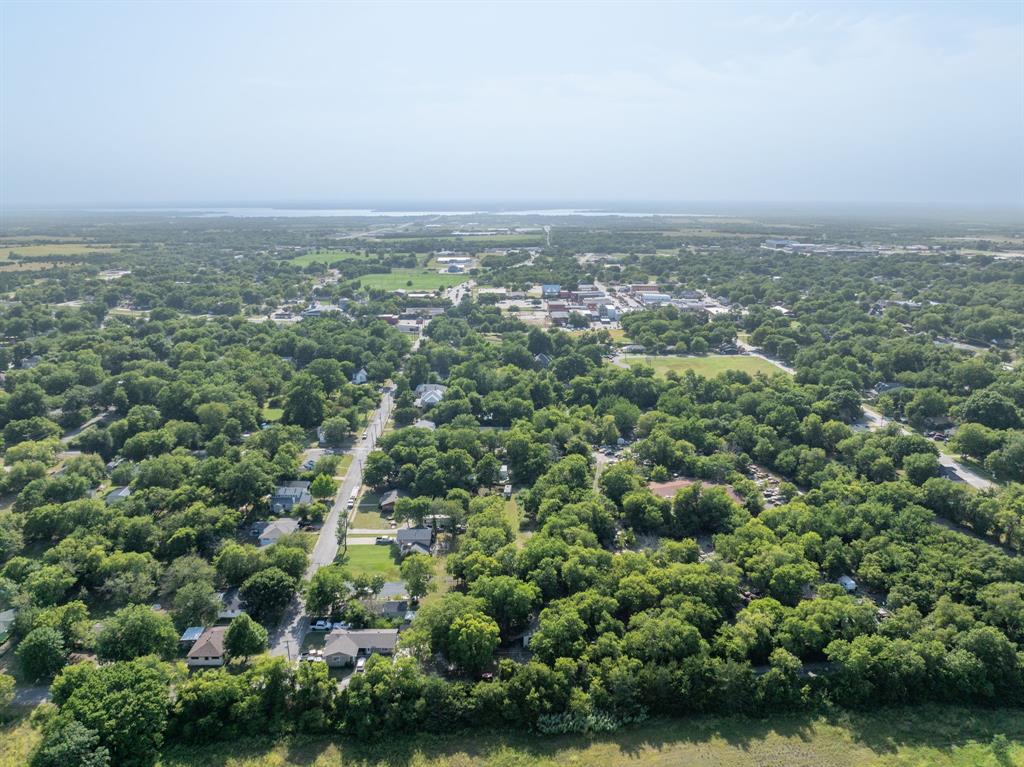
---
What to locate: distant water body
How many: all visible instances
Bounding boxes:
[98,207,723,219]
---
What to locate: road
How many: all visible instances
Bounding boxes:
[269,280,468,660]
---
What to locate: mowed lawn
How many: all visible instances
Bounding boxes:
[339,543,400,580]
[357,269,464,292]
[142,705,1024,766]
[624,354,787,377]
[289,249,364,266]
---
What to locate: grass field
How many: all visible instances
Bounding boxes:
[2,705,1023,767]
[623,354,787,378]
[289,250,364,266]
[357,269,465,292]
[261,407,283,423]
[339,543,400,580]
[0,243,120,260]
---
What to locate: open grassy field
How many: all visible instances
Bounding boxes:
[339,543,400,580]
[0,243,120,260]
[289,250,364,266]
[2,705,1022,767]
[261,407,284,423]
[155,705,1024,767]
[623,354,787,378]
[357,269,464,292]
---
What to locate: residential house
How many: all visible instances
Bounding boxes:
[254,517,300,547]
[533,353,552,368]
[379,489,400,514]
[217,589,244,621]
[323,628,399,667]
[414,384,446,408]
[270,481,311,513]
[186,626,227,667]
[352,367,369,385]
[396,526,433,556]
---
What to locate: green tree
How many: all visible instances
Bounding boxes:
[446,611,499,675]
[96,605,178,661]
[30,718,110,767]
[469,574,540,635]
[903,452,940,486]
[304,565,349,618]
[170,581,220,631]
[309,473,337,500]
[17,626,66,680]
[240,567,295,622]
[224,614,268,661]
[400,553,434,600]
[282,374,326,428]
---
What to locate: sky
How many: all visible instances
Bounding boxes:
[1,1,1022,209]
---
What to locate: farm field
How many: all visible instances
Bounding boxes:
[357,268,465,292]
[339,541,400,579]
[289,250,364,266]
[623,353,787,377]
[0,243,120,260]
[7,705,996,767]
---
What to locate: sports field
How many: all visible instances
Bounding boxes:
[623,354,787,377]
[357,269,465,292]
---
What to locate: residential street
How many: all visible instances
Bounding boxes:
[268,282,467,659]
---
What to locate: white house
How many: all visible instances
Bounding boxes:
[352,368,369,385]
[255,517,300,547]
[414,384,446,408]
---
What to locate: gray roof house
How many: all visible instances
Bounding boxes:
[323,628,399,667]
[217,588,244,620]
[270,481,311,513]
[396,526,433,547]
[255,517,300,547]
[379,489,400,513]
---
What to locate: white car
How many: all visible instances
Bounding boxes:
[309,619,331,631]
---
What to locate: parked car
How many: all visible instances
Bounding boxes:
[355,657,367,673]
[309,619,331,631]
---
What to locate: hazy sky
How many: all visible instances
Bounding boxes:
[2,1,1022,207]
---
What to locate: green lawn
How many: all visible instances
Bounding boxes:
[357,269,465,292]
[623,354,787,378]
[334,454,353,476]
[289,249,364,266]
[339,543,400,580]
[261,407,283,423]
[147,705,1024,766]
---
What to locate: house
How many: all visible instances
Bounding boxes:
[403,542,431,557]
[255,517,300,547]
[105,486,132,505]
[838,575,857,593]
[396,526,433,556]
[541,284,561,298]
[378,582,409,600]
[414,384,447,408]
[270,481,311,513]
[533,353,552,368]
[412,419,436,430]
[549,311,569,326]
[323,628,399,667]
[503,484,513,499]
[186,626,227,667]
[217,589,244,620]
[380,599,409,617]
[352,367,369,385]
[379,489,400,514]
[498,464,510,482]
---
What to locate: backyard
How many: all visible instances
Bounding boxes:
[339,543,401,580]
